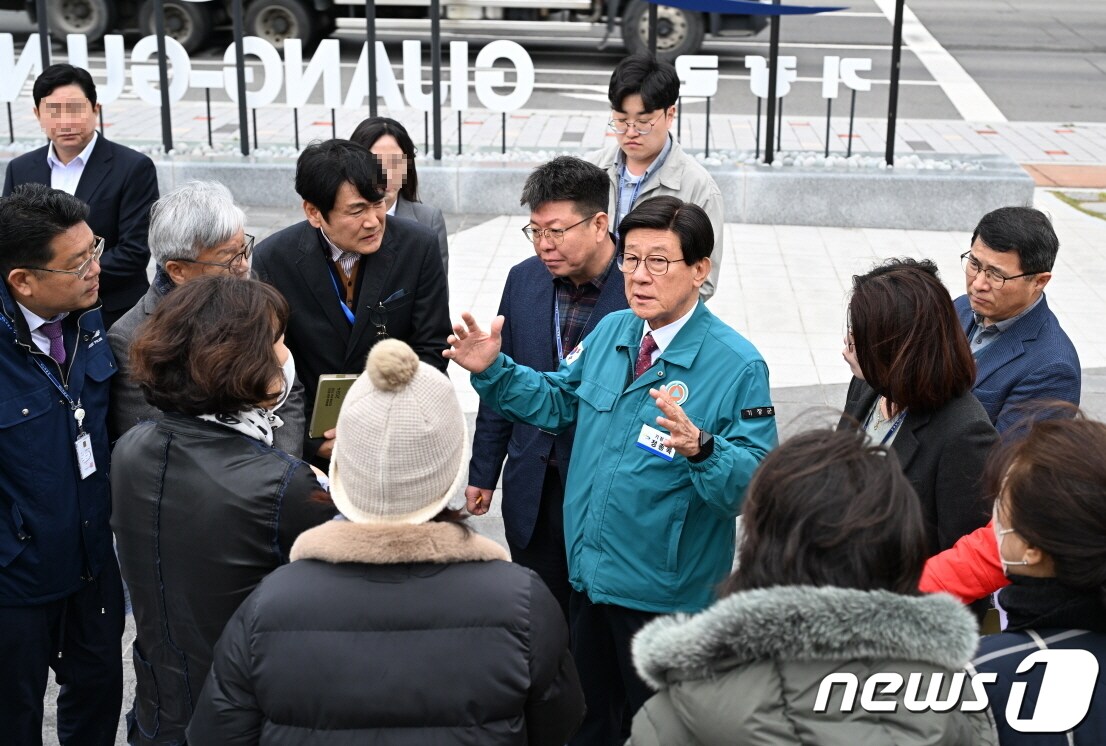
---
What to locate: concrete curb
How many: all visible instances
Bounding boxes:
[1,152,1033,232]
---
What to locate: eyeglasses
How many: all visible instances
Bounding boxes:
[24,236,104,280]
[616,252,685,276]
[521,214,596,245]
[961,251,1035,289]
[608,114,664,135]
[170,234,255,273]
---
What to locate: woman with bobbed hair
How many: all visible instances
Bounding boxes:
[972,412,1106,744]
[350,116,449,272]
[839,257,997,555]
[629,428,996,745]
[111,276,335,746]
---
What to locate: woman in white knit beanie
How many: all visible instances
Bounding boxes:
[189,339,585,745]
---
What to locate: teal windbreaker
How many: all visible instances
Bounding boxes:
[472,303,777,613]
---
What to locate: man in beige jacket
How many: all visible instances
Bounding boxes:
[587,54,725,301]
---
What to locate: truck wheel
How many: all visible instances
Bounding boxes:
[139,0,215,53]
[245,0,318,50]
[621,0,705,62]
[47,0,117,46]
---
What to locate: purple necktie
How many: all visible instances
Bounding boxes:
[634,333,657,379]
[41,319,66,366]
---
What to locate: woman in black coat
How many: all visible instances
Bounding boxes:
[111,277,335,746]
[188,339,585,745]
[837,258,997,555]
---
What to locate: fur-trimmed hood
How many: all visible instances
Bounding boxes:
[290,520,510,565]
[633,585,978,690]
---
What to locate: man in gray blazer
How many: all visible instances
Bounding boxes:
[107,181,305,455]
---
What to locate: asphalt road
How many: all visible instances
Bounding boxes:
[2,1,1104,122]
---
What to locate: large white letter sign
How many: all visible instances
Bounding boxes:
[473,40,534,112]
[744,55,798,99]
[822,56,873,99]
[675,55,719,98]
[131,35,192,105]
[223,36,283,107]
[0,33,41,103]
[285,38,342,108]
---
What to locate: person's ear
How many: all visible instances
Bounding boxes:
[594,212,610,237]
[665,105,677,124]
[162,260,191,286]
[303,200,324,228]
[1032,271,1052,293]
[6,268,35,298]
[692,257,711,287]
[1023,545,1047,568]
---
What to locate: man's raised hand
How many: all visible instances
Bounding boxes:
[442,313,505,373]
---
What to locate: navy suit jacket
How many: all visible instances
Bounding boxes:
[3,135,158,316]
[954,293,1080,433]
[468,253,628,549]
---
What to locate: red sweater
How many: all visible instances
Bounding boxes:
[919,521,1009,603]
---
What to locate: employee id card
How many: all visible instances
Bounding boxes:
[74,432,97,479]
[636,424,675,461]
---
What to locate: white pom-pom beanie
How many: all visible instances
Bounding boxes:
[328,339,469,525]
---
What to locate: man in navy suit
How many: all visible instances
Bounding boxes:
[467,156,628,618]
[954,206,1080,434]
[3,64,157,329]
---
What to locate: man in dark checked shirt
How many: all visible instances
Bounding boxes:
[466,157,629,618]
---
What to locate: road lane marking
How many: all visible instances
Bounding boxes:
[871,0,1006,122]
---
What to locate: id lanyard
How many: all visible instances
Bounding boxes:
[612,140,672,236]
[554,298,565,360]
[0,312,85,432]
[327,266,356,325]
[866,405,908,446]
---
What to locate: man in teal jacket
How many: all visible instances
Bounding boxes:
[445,196,776,745]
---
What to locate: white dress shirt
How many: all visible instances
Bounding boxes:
[639,302,697,366]
[47,131,99,196]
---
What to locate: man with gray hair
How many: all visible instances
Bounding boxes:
[107,181,305,454]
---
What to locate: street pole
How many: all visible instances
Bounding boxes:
[231,0,250,156]
[763,0,781,164]
[35,0,50,70]
[885,0,905,166]
[648,4,658,55]
[153,0,173,153]
[365,0,377,117]
[430,0,442,160]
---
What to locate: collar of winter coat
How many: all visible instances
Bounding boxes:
[290,520,510,565]
[632,585,979,690]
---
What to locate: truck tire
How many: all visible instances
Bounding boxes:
[47,0,116,46]
[139,0,214,53]
[621,0,704,62]
[245,0,318,50]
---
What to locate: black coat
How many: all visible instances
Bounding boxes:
[253,218,450,464]
[188,521,586,746]
[111,415,336,746]
[3,135,158,318]
[838,378,997,554]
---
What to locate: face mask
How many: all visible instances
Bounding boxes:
[271,350,296,412]
[992,505,1030,572]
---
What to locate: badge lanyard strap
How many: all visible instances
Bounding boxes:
[554,298,565,360]
[327,266,356,325]
[613,143,672,236]
[864,403,908,446]
[0,312,85,432]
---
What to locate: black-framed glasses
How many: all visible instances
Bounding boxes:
[170,234,255,273]
[521,214,596,245]
[607,114,664,135]
[617,252,685,276]
[961,251,1035,289]
[24,236,104,280]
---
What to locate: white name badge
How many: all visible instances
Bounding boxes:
[75,432,97,479]
[636,424,675,461]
